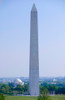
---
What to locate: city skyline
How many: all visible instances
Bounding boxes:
[0,0,65,77]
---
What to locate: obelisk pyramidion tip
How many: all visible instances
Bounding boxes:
[31,4,37,12]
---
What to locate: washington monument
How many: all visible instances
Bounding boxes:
[29,4,39,96]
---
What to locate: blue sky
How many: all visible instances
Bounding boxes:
[0,0,65,77]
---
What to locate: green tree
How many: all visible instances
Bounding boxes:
[38,88,51,100]
[0,94,5,100]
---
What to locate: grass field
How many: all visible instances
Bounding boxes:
[5,95,65,100]
[5,96,37,100]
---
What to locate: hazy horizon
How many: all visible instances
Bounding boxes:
[0,0,65,77]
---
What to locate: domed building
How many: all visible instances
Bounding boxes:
[15,78,24,86]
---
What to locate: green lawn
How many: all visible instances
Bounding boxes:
[51,95,65,100]
[5,96,37,100]
[5,95,65,100]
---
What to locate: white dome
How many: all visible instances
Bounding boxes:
[15,78,24,86]
[17,78,22,83]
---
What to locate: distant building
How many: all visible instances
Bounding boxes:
[15,78,24,86]
[53,78,57,82]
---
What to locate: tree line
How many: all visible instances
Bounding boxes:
[0,82,65,95]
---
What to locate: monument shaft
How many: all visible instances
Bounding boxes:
[29,4,39,96]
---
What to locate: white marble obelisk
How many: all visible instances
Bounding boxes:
[29,4,39,96]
